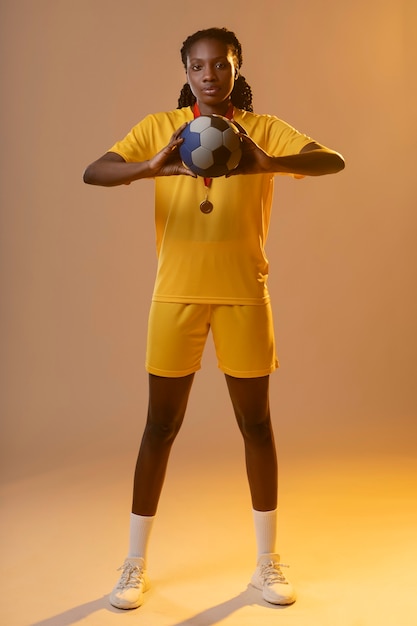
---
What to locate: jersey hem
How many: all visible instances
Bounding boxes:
[145,363,201,377]
[151,295,271,306]
[219,360,280,378]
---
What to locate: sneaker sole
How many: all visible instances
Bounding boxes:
[250,580,296,605]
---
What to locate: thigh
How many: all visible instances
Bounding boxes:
[148,372,195,425]
[146,302,210,377]
[211,303,279,378]
[225,374,270,424]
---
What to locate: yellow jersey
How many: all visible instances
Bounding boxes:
[109,107,313,305]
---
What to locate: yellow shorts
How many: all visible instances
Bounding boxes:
[145,302,279,378]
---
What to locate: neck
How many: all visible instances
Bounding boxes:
[194,101,234,119]
[196,99,232,117]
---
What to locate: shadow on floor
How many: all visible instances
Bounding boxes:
[28,585,290,626]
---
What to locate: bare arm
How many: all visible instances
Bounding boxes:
[228,136,345,178]
[271,141,345,176]
[83,123,196,187]
[83,151,152,187]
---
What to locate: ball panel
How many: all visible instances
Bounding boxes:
[180,125,202,152]
[204,164,229,178]
[209,115,231,132]
[200,126,224,151]
[192,146,215,170]
[227,149,241,170]
[222,127,241,152]
[190,116,212,132]
[212,145,232,164]
[180,145,194,169]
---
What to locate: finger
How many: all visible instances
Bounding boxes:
[225,168,240,178]
[172,122,188,141]
[238,133,255,144]
[178,160,197,177]
[176,122,188,133]
[182,168,197,178]
[164,139,183,156]
[231,121,247,135]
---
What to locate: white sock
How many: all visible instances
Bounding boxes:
[128,513,155,563]
[252,508,277,558]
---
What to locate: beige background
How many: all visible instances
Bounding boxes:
[1,2,417,625]
[1,0,416,481]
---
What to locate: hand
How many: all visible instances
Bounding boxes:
[226,124,273,177]
[148,124,197,178]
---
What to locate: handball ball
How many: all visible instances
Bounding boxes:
[179,115,242,178]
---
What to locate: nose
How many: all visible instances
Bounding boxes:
[202,64,217,81]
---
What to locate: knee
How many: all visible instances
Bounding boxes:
[239,414,273,446]
[144,413,183,446]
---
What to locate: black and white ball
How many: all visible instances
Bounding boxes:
[179,115,242,178]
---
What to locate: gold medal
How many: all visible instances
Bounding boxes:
[200,199,213,214]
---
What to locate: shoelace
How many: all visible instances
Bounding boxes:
[259,560,290,585]
[116,563,144,589]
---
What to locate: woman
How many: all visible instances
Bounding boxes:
[84,26,344,610]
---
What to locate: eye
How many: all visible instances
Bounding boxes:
[191,64,202,71]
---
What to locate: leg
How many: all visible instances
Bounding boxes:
[225,374,277,511]
[225,374,296,605]
[110,373,194,610]
[110,300,204,610]
[132,372,194,516]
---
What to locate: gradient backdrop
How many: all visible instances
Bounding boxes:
[1,0,416,485]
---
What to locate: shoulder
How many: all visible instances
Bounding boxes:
[138,107,193,130]
[109,108,193,158]
[234,109,294,131]
[234,108,313,151]
[123,107,193,151]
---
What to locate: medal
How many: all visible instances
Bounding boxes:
[200,199,213,214]
[200,182,213,214]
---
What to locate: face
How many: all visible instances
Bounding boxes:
[186,38,237,115]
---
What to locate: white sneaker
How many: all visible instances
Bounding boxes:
[109,557,150,609]
[250,553,296,605]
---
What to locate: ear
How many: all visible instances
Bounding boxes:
[234,68,239,80]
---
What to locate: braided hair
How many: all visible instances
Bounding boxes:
[177,27,253,113]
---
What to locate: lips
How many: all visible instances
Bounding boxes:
[202,86,220,96]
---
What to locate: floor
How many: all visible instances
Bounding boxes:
[1,448,416,626]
